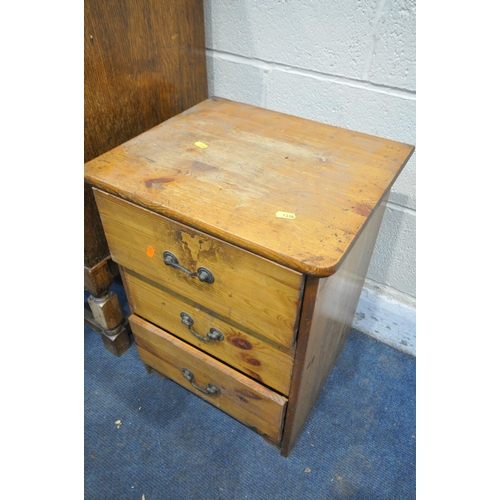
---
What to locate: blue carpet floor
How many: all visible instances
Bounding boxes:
[84,281,415,499]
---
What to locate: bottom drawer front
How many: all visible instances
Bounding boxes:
[129,314,287,445]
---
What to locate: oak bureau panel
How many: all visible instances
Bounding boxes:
[121,267,294,395]
[94,189,304,349]
[129,314,288,445]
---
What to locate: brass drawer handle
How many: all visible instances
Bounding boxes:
[180,312,224,342]
[182,368,220,395]
[163,251,215,284]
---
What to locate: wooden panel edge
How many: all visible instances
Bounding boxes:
[279,276,320,456]
[280,194,389,456]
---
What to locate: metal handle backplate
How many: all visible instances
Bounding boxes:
[182,368,220,395]
[180,312,224,342]
[163,251,215,284]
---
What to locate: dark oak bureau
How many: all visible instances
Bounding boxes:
[84,0,208,355]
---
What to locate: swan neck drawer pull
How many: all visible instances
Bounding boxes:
[163,251,215,284]
[182,368,221,395]
[180,312,224,342]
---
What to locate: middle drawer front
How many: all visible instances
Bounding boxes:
[122,267,294,395]
[129,314,288,446]
[93,189,304,350]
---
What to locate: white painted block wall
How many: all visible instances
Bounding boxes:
[203,0,416,355]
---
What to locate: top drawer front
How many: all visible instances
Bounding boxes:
[93,189,304,349]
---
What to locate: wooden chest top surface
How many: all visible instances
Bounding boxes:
[84,97,414,276]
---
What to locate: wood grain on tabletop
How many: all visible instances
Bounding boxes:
[129,315,288,445]
[121,267,294,396]
[84,98,414,276]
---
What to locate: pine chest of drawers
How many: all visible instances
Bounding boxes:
[84,97,414,456]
